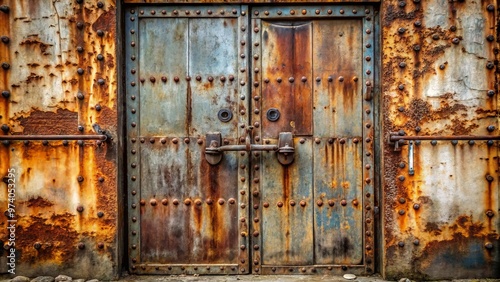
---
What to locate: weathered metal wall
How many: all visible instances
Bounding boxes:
[381,0,500,279]
[0,0,120,280]
[0,0,498,280]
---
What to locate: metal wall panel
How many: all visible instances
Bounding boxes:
[0,0,119,279]
[381,0,500,278]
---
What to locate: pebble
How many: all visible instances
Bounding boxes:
[343,273,357,280]
[10,276,30,282]
[55,275,72,282]
[73,279,85,282]
[31,277,55,282]
[399,279,411,282]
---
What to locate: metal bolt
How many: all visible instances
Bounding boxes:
[398,27,406,34]
[431,140,437,146]
[339,76,344,82]
[0,5,10,13]
[97,30,105,37]
[487,4,495,11]
[78,243,85,250]
[77,205,84,212]
[486,209,494,217]
[452,38,460,44]
[341,199,347,206]
[95,104,102,111]
[1,90,10,99]
[398,241,405,247]
[1,36,9,44]
[487,61,495,69]
[414,21,422,27]
[218,198,225,205]
[469,140,475,145]
[77,68,84,75]
[34,242,41,250]
[97,79,105,85]
[97,1,104,8]
[300,200,306,207]
[439,64,446,70]
[413,203,420,210]
[315,138,321,144]
[450,26,457,32]
[486,175,494,182]
[487,35,495,42]
[432,34,440,40]
[97,211,104,217]
[487,125,496,132]
[399,62,406,68]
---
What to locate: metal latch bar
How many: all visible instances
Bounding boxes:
[390,134,500,142]
[0,134,108,141]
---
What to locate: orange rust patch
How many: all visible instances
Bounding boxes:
[25,196,54,207]
[16,108,78,135]
[16,213,79,263]
[91,9,116,34]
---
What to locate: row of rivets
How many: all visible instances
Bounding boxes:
[131,8,240,16]
[136,198,240,206]
[253,8,370,16]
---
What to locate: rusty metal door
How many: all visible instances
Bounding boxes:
[125,5,251,274]
[249,6,375,274]
[125,4,374,275]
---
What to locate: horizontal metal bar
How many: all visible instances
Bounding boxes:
[207,144,278,152]
[0,135,108,141]
[390,135,500,142]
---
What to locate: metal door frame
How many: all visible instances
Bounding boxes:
[122,3,379,275]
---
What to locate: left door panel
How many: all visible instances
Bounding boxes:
[125,6,250,274]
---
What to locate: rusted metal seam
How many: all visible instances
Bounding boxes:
[0,134,108,140]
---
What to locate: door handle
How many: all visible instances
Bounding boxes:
[205,129,294,165]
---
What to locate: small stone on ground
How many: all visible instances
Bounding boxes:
[343,274,357,280]
[31,277,55,282]
[54,275,72,282]
[9,276,30,282]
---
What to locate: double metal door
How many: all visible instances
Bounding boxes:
[125,4,375,275]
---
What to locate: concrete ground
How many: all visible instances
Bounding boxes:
[2,274,500,282]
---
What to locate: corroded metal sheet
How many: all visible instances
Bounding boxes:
[126,5,250,274]
[251,7,375,274]
[381,0,500,278]
[0,0,118,279]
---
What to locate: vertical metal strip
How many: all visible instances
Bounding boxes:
[125,7,140,273]
[362,5,375,274]
[250,16,263,275]
[238,5,250,275]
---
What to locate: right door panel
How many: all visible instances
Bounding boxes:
[250,6,375,275]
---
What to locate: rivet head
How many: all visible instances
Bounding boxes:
[452,38,460,44]
[487,35,495,42]
[485,209,494,217]
[77,175,84,182]
[487,4,495,11]
[218,198,225,205]
[328,200,335,207]
[485,242,493,249]
[77,205,84,212]
[150,199,157,206]
[97,30,105,37]
[341,199,347,206]
[277,201,284,208]
[173,199,179,205]
[315,138,321,144]
[317,200,323,207]
[300,200,306,207]
[486,61,495,69]
[97,1,104,8]
[77,243,85,250]
[398,241,405,247]
[263,202,269,208]
[97,79,105,85]
[289,77,295,83]
[486,175,494,182]
[184,199,192,206]
[1,36,10,44]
